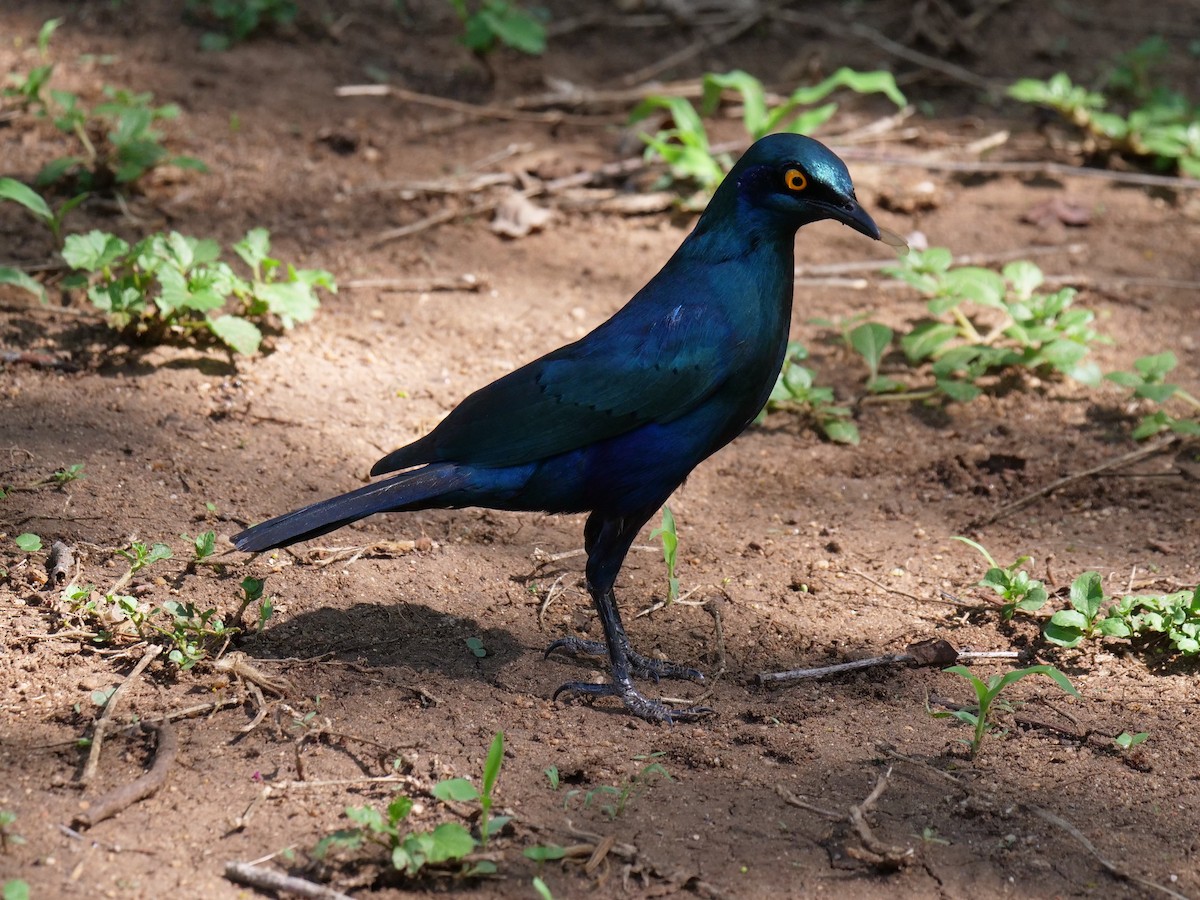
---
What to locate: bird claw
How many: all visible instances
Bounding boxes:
[543,637,706,684]
[552,681,715,724]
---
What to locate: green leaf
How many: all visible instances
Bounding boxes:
[848,322,892,378]
[15,533,43,552]
[0,177,53,222]
[900,321,957,363]
[1002,260,1044,298]
[0,267,47,302]
[386,795,414,825]
[433,777,480,803]
[532,875,554,900]
[1135,351,1177,380]
[482,731,505,797]
[1135,383,1179,403]
[525,843,567,861]
[207,314,262,355]
[821,419,860,445]
[4,880,31,900]
[426,821,477,862]
[935,378,982,403]
[62,230,131,271]
[941,267,1006,308]
[1044,614,1085,647]
[1069,571,1105,619]
[254,280,320,328]
[233,227,272,270]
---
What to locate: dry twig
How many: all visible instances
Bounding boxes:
[225,861,354,900]
[74,722,177,828]
[79,644,162,786]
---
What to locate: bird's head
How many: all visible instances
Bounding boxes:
[710,132,893,244]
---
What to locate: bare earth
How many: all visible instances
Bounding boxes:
[2,2,1198,898]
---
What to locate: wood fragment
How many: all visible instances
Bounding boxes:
[46,540,75,586]
[335,83,616,127]
[79,644,162,786]
[224,861,354,900]
[756,644,1019,685]
[74,722,177,828]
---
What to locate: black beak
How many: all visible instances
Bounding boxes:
[827,197,881,240]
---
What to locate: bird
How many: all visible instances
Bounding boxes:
[233,132,891,723]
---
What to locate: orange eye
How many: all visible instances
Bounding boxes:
[784,168,808,191]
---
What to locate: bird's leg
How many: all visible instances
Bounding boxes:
[544,631,705,683]
[550,512,712,723]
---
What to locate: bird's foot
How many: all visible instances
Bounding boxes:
[552,681,714,724]
[544,637,705,683]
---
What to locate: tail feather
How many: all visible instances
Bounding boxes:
[232,464,470,552]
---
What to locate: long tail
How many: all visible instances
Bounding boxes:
[232,464,472,552]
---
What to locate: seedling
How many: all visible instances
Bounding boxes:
[932,664,1079,757]
[1106,351,1200,440]
[1114,731,1149,750]
[182,529,216,562]
[449,0,546,56]
[954,536,1048,620]
[543,765,559,791]
[312,795,480,877]
[760,341,859,444]
[574,752,672,819]
[432,731,509,845]
[116,541,174,576]
[632,68,906,193]
[61,226,335,355]
[1043,571,1120,647]
[15,533,43,553]
[465,636,487,658]
[648,505,680,603]
[532,876,555,899]
[2,18,61,110]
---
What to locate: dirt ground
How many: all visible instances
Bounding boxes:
[2,1,1199,897]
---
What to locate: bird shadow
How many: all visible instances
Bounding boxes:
[245,599,524,681]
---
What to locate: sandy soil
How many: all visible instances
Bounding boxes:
[2,2,1198,898]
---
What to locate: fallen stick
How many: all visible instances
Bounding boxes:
[224,862,354,900]
[74,721,177,828]
[756,641,1020,685]
[78,644,162,786]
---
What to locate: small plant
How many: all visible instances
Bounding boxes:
[648,505,680,603]
[1008,64,1200,176]
[465,636,487,658]
[1106,351,1200,439]
[432,732,509,846]
[760,341,859,444]
[1042,571,1121,647]
[874,252,1105,402]
[185,0,299,50]
[1048,579,1200,656]
[313,796,480,877]
[954,536,1048,620]
[543,765,559,791]
[15,533,43,553]
[632,68,906,193]
[932,664,1079,757]
[37,85,207,191]
[50,463,86,485]
[182,529,217,562]
[1114,730,1150,751]
[2,18,61,110]
[449,0,546,56]
[571,752,672,819]
[116,540,174,575]
[62,227,335,355]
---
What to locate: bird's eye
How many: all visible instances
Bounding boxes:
[783,168,808,192]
